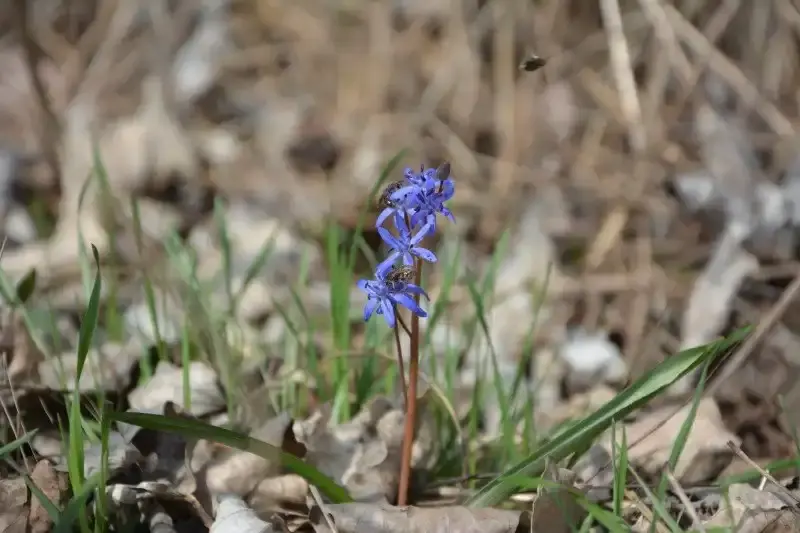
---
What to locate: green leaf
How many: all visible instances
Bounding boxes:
[67,243,102,533]
[25,475,60,521]
[0,429,37,458]
[110,411,353,503]
[466,328,750,507]
[53,473,103,533]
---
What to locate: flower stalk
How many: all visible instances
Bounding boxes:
[357,162,455,505]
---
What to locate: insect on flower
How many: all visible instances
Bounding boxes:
[385,264,416,286]
[378,180,406,209]
[357,265,428,328]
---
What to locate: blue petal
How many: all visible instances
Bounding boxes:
[381,299,396,328]
[378,227,401,249]
[410,210,426,229]
[390,185,420,206]
[410,222,433,245]
[377,252,400,276]
[394,214,411,236]
[392,293,427,318]
[402,252,414,266]
[405,283,429,300]
[357,279,370,292]
[412,246,437,263]
[376,207,395,228]
[363,298,379,322]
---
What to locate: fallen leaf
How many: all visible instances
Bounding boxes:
[28,460,67,533]
[211,494,279,533]
[248,474,309,511]
[203,412,295,498]
[294,397,407,503]
[310,503,529,533]
[530,463,587,533]
[128,361,226,417]
[0,477,28,533]
[53,430,142,480]
[606,398,739,484]
[704,483,800,533]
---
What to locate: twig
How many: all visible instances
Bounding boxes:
[599,0,647,152]
[726,441,800,509]
[626,489,672,533]
[662,1,795,135]
[665,470,706,532]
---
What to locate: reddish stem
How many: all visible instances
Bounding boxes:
[397,258,421,506]
[392,313,408,405]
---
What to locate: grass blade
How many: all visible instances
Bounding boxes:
[25,475,60,521]
[66,244,102,533]
[53,473,103,533]
[467,328,750,507]
[612,423,628,518]
[0,429,37,458]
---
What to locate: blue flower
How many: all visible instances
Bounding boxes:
[391,176,455,235]
[376,166,456,232]
[376,217,437,273]
[404,166,437,188]
[357,267,428,328]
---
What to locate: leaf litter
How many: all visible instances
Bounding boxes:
[4,0,800,532]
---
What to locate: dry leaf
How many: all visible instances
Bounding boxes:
[294,397,408,503]
[310,503,529,533]
[202,413,295,498]
[128,361,225,417]
[607,398,739,484]
[704,484,800,533]
[211,494,279,533]
[248,474,309,512]
[0,477,29,533]
[28,460,68,533]
[530,463,587,533]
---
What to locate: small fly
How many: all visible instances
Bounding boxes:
[519,53,547,73]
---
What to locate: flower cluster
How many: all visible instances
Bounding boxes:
[358,164,456,328]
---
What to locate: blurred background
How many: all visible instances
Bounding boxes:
[2,0,800,471]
